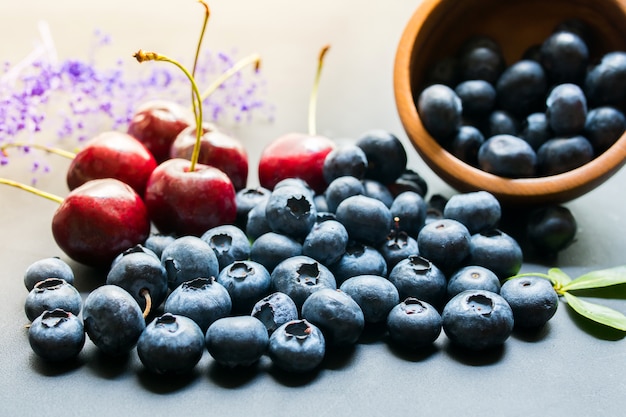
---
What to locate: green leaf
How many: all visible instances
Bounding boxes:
[563,292,626,331]
[547,268,572,287]
[562,265,626,292]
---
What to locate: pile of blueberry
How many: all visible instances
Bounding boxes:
[417,19,626,178]
[23,129,569,375]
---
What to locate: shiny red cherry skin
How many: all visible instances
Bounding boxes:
[66,131,157,197]
[51,178,151,268]
[144,158,237,236]
[127,99,195,163]
[169,123,248,190]
[258,132,336,194]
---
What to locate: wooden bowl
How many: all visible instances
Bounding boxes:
[394,0,626,205]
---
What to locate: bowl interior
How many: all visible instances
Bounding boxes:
[395,0,626,205]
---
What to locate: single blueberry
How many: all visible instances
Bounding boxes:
[143,234,176,259]
[584,106,626,153]
[330,241,388,285]
[388,255,447,309]
[378,230,419,272]
[469,229,523,279]
[386,298,442,349]
[24,278,82,322]
[362,179,395,208]
[417,84,463,142]
[417,218,471,274]
[245,197,271,240]
[478,134,537,178]
[339,274,399,324]
[424,55,459,87]
[526,205,577,256]
[536,136,594,176]
[447,265,501,299]
[459,45,505,85]
[23,257,74,292]
[265,185,317,239]
[249,232,303,273]
[443,190,501,234]
[585,51,626,107]
[28,309,85,362]
[387,169,429,198]
[324,176,365,213]
[448,125,485,167]
[540,30,589,85]
[454,79,496,119]
[313,194,329,213]
[235,186,271,230]
[205,316,269,368]
[217,260,271,314]
[356,129,408,184]
[302,219,349,266]
[545,83,587,136]
[483,109,519,137]
[268,319,326,373]
[390,191,428,238]
[500,277,558,328]
[201,224,251,271]
[110,244,160,269]
[335,195,393,246]
[161,236,219,291]
[519,112,552,150]
[495,60,547,117]
[251,292,299,335]
[323,143,368,183]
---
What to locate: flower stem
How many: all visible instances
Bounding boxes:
[1,142,76,160]
[0,178,64,204]
[308,44,330,137]
[198,53,262,103]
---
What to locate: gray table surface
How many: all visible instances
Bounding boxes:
[1,1,626,416]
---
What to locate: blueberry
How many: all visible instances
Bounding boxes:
[201,224,251,271]
[469,229,523,279]
[448,125,485,167]
[339,274,399,324]
[302,219,349,266]
[483,109,519,137]
[273,177,315,199]
[217,260,271,314]
[322,143,368,183]
[330,241,388,285]
[500,277,558,328]
[526,205,577,256]
[478,134,537,178]
[265,185,317,239]
[356,129,407,184]
[545,83,587,136]
[424,55,459,87]
[388,255,447,308]
[251,292,299,335]
[459,45,505,85]
[495,60,547,117]
[335,195,393,246]
[301,288,365,347]
[584,106,626,153]
[205,316,269,368]
[458,35,502,57]
[245,196,271,240]
[417,84,463,142]
[378,230,419,271]
[362,179,395,208]
[387,169,429,198]
[537,136,594,176]
[417,218,471,273]
[519,112,551,150]
[163,277,232,333]
[250,232,303,273]
[111,244,160,269]
[324,176,365,213]
[553,18,593,46]
[540,30,589,85]
[390,191,428,238]
[443,190,501,234]
[82,285,146,356]
[235,186,271,230]
[270,255,337,310]
[313,194,329,213]
[143,233,175,259]
[386,298,442,349]
[454,79,496,119]
[161,236,219,291]
[24,278,82,322]
[268,319,326,373]
[28,309,85,362]
[447,265,501,299]
[23,257,74,292]
[442,289,514,350]
[137,313,205,374]
[585,51,626,107]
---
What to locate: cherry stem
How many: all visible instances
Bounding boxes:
[191,1,210,123]
[140,288,152,319]
[198,53,261,103]
[134,49,204,172]
[308,44,330,137]
[1,142,76,160]
[0,178,64,204]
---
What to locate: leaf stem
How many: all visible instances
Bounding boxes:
[308,44,330,136]
[1,142,76,160]
[0,178,64,204]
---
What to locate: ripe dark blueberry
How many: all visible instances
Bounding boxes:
[424,56,459,87]
[500,277,558,328]
[335,195,393,246]
[386,298,442,349]
[330,241,388,285]
[495,60,547,117]
[519,112,551,150]
[110,244,160,269]
[417,219,471,273]
[268,319,326,373]
[250,232,303,273]
[83,285,146,356]
[217,260,271,314]
[584,106,626,153]
[356,129,407,184]
[301,288,365,348]
[459,45,505,85]
[161,236,219,291]
[314,194,329,213]
[302,219,349,266]
[235,186,271,230]
[447,265,501,299]
[23,257,74,292]
[553,19,593,46]
[324,176,365,213]
[458,34,502,57]
[484,109,519,137]
[270,255,337,310]
[339,274,399,324]
[273,177,315,199]
[265,185,317,239]
[205,316,269,368]
[526,205,577,256]
[163,277,232,333]
[251,292,299,335]
[448,125,485,167]
[390,191,428,238]
[442,290,514,351]
[454,79,496,119]
[137,313,205,375]
[536,136,594,176]
[378,230,419,271]
[443,190,501,235]
[322,144,368,183]
[584,51,626,107]
[469,229,523,279]
[428,194,448,214]
[28,309,85,362]
[545,83,587,136]
[417,84,462,142]
[478,134,537,178]
[362,179,395,208]
[201,224,251,271]
[388,255,447,308]
[387,169,429,198]
[245,199,271,240]
[540,30,589,85]
[24,278,82,322]
[143,233,175,259]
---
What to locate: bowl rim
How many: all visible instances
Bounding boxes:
[393,0,626,205]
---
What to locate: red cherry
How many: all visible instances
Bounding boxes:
[258,132,336,194]
[66,131,157,196]
[127,99,195,163]
[144,158,237,236]
[169,123,248,190]
[51,178,151,268]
